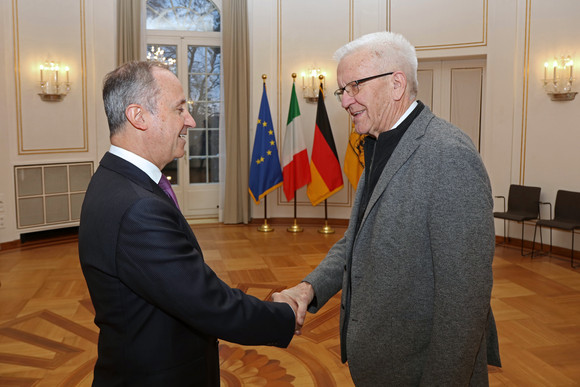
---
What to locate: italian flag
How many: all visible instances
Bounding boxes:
[282,83,311,201]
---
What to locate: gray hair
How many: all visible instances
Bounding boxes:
[102,61,169,136]
[333,31,418,99]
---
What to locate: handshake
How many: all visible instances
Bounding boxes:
[271,281,315,334]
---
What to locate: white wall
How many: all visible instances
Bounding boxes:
[247,0,580,250]
[1,0,579,251]
[0,0,116,244]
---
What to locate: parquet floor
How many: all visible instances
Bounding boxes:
[0,223,579,386]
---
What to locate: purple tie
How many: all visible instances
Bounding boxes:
[158,174,180,209]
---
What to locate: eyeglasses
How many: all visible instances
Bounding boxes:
[334,72,394,102]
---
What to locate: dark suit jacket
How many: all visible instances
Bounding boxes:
[78,152,294,386]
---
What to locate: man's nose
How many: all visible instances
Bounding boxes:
[341,93,355,109]
[186,110,196,128]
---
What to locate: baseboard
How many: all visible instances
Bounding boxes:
[495,235,579,259]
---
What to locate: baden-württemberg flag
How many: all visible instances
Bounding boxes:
[307,84,344,206]
[249,84,283,204]
[343,126,365,190]
[282,82,311,201]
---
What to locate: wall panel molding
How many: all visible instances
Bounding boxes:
[12,0,88,155]
[389,0,488,51]
[275,0,354,210]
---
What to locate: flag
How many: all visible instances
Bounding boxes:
[282,82,311,201]
[249,84,283,204]
[307,84,344,206]
[343,125,365,190]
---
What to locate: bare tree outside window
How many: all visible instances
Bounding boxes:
[146,0,220,32]
[146,0,221,187]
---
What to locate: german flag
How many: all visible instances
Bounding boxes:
[307,84,344,206]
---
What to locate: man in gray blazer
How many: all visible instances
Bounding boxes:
[274,31,501,385]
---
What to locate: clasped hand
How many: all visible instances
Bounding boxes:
[271,282,314,335]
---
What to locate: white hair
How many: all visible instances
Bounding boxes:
[333,31,418,99]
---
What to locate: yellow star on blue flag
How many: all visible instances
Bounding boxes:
[249,83,283,204]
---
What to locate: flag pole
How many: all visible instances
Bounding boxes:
[286,73,304,233]
[256,74,275,233]
[318,199,335,234]
[287,192,303,232]
[258,196,274,232]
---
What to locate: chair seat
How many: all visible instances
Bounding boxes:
[493,211,537,222]
[536,219,580,231]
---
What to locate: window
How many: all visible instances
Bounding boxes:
[146,0,222,216]
[146,0,220,32]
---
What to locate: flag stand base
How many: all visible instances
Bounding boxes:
[257,196,274,232]
[258,219,274,232]
[287,218,303,233]
[318,220,334,234]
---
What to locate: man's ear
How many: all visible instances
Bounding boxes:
[391,71,407,101]
[125,104,147,131]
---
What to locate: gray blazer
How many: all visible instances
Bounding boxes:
[305,105,500,386]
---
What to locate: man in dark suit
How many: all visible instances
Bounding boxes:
[277,32,501,385]
[78,61,296,386]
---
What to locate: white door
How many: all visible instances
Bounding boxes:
[146,0,222,219]
[146,38,222,219]
[418,59,485,151]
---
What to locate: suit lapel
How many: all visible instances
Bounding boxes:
[100,152,169,203]
[358,107,435,229]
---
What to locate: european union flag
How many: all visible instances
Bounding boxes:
[249,83,283,204]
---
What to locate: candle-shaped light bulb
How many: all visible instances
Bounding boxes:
[553,60,558,85]
[40,64,44,82]
[65,66,70,83]
[544,62,548,83]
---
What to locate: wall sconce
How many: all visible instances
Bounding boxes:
[301,67,326,103]
[543,55,576,101]
[39,60,71,102]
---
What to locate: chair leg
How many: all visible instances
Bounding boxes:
[521,222,529,256]
[572,230,576,269]
[504,219,507,243]
[532,224,539,258]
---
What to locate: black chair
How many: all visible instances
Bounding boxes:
[493,184,542,255]
[532,190,580,268]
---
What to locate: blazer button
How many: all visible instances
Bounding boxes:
[341,304,345,310]
[344,264,347,271]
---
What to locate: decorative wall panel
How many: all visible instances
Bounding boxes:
[278,0,352,208]
[12,0,88,154]
[390,0,487,50]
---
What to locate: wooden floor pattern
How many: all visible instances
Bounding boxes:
[0,223,579,386]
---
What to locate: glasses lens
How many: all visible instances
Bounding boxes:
[334,89,343,102]
[346,83,359,97]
